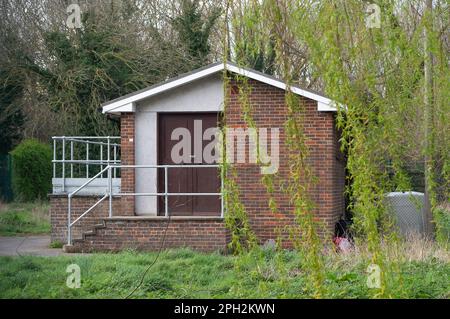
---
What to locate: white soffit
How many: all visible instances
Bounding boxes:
[102,62,337,113]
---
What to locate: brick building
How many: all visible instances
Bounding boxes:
[50,62,345,252]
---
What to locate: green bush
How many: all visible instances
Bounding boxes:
[49,240,63,248]
[10,139,52,201]
[434,205,450,247]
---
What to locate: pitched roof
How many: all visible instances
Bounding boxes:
[102,61,336,113]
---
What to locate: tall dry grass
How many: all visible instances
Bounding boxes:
[327,231,449,271]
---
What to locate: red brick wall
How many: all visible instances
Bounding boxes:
[76,217,229,252]
[120,113,135,215]
[226,78,345,245]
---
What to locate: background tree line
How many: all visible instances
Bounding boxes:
[0,0,223,153]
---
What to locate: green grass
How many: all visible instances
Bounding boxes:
[0,201,50,236]
[0,248,448,299]
[0,201,447,298]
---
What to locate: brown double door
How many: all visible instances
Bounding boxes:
[158,113,221,216]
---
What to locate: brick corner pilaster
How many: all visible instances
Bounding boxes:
[120,112,135,216]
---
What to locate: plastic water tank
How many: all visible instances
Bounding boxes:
[384,191,425,235]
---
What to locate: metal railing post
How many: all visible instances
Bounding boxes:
[107,136,110,163]
[107,136,110,180]
[53,139,56,178]
[221,165,224,218]
[113,145,117,178]
[100,144,103,178]
[68,194,72,245]
[108,166,112,218]
[86,143,89,178]
[164,166,168,217]
[70,140,74,178]
[62,137,65,192]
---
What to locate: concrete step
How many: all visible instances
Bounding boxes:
[64,222,106,253]
[93,222,106,229]
[83,230,96,237]
[63,244,79,253]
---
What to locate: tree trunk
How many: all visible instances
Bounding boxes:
[423,0,434,237]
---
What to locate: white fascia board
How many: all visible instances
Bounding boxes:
[102,62,337,113]
[102,64,224,113]
[109,102,135,113]
[225,63,334,108]
[318,101,337,112]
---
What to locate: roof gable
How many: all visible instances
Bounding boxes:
[102,62,336,114]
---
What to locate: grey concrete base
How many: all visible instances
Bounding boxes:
[62,244,79,253]
[0,236,69,257]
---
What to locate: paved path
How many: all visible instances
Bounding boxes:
[0,235,67,257]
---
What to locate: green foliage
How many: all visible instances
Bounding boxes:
[12,0,221,138]
[27,12,146,137]
[226,5,328,296]
[253,0,449,297]
[10,139,52,201]
[0,201,50,236]
[173,0,221,67]
[221,73,257,254]
[222,164,257,254]
[434,206,450,248]
[227,0,448,299]
[231,0,276,74]
[0,66,25,154]
[49,241,63,249]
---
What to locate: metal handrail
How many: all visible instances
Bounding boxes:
[52,160,121,164]
[53,137,120,147]
[53,136,121,140]
[67,166,110,245]
[70,166,110,197]
[66,164,225,246]
[53,136,121,190]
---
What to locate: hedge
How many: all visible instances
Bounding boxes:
[10,139,52,201]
